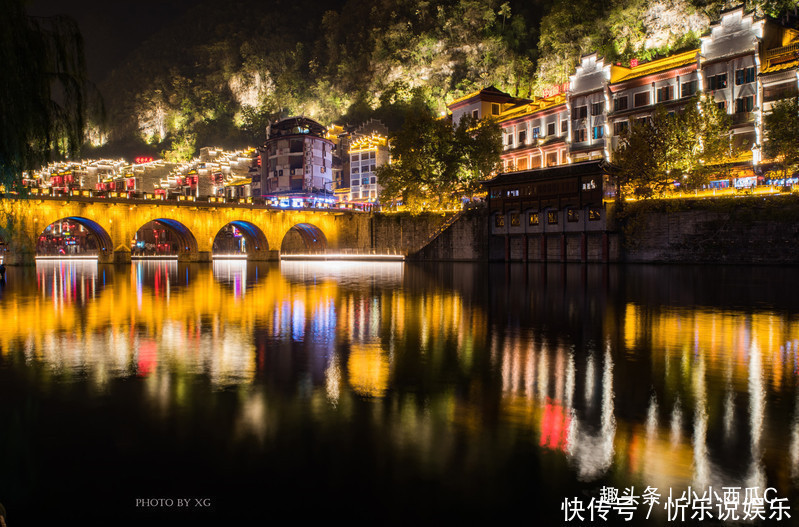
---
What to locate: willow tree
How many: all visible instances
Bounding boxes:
[0,0,98,191]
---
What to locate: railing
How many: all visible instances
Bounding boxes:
[415,210,464,253]
[764,42,799,59]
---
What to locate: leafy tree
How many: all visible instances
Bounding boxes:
[378,110,461,211]
[610,94,736,199]
[378,108,501,211]
[453,114,503,198]
[611,106,679,200]
[0,0,99,190]
[763,97,799,179]
[670,93,734,189]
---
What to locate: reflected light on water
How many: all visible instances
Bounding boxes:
[1,262,799,524]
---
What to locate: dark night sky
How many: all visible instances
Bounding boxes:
[26,0,205,83]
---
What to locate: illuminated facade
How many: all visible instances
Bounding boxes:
[256,116,334,196]
[447,7,799,174]
[346,120,389,204]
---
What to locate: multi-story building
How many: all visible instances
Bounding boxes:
[569,54,610,163]
[346,120,390,204]
[447,7,799,177]
[607,50,701,153]
[256,116,334,196]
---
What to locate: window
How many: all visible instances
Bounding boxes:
[352,179,359,186]
[546,152,558,167]
[736,96,754,113]
[495,215,505,227]
[506,133,514,146]
[532,127,540,139]
[707,73,727,91]
[614,97,628,112]
[472,109,479,119]
[573,129,587,142]
[589,208,601,221]
[510,213,520,226]
[561,120,568,133]
[351,155,359,162]
[506,189,519,197]
[636,117,649,127]
[575,106,588,119]
[613,121,628,135]
[352,166,359,174]
[736,67,756,85]
[716,101,727,112]
[681,80,698,98]
[567,209,579,222]
[369,151,375,159]
[370,176,376,184]
[547,211,558,224]
[634,91,650,107]
[529,212,540,226]
[591,102,604,116]
[519,130,527,145]
[362,177,369,185]
[491,103,500,115]
[547,122,556,136]
[592,126,604,139]
[657,85,674,102]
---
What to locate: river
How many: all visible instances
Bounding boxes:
[0,261,797,525]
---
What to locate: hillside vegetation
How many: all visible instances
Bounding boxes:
[94,0,797,160]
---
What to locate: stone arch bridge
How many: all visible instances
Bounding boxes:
[0,196,383,264]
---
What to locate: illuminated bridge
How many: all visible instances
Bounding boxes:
[0,195,383,264]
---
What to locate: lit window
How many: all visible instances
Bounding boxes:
[589,208,601,221]
[495,215,505,227]
[592,126,604,139]
[510,213,520,226]
[736,96,754,113]
[529,212,540,226]
[547,211,558,224]
[681,80,698,98]
[567,209,579,222]
[657,85,674,102]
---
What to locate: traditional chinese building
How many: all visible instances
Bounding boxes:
[256,116,334,196]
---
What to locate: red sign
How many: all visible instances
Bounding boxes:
[135,156,154,164]
[540,82,569,98]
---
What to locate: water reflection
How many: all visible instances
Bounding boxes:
[0,262,798,523]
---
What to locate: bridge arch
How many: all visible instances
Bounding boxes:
[36,217,114,260]
[212,220,269,259]
[132,219,199,261]
[280,223,328,254]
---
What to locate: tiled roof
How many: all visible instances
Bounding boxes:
[610,50,699,84]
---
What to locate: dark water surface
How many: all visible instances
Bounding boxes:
[0,261,798,525]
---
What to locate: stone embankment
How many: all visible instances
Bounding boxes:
[410,195,799,264]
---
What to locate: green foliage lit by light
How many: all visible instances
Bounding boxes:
[764,97,799,178]
[0,0,101,191]
[611,93,739,199]
[378,110,501,211]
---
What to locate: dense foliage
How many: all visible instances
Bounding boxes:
[94,0,798,159]
[764,97,799,178]
[377,111,502,211]
[611,94,737,199]
[0,0,100,189]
